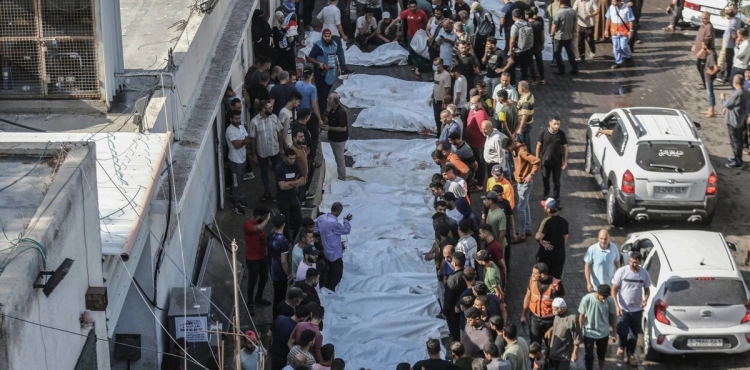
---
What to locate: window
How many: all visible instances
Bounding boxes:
[664,279,748,306]
[645,252,661,286]
[608,122,628,155]
[635,142,707,173]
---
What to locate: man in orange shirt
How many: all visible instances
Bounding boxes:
[486,164,515,210]
[432,145,470,180]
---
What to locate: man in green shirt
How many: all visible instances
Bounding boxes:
[578,284,616,370]
[474,250,504,299]
[482,191,507,246]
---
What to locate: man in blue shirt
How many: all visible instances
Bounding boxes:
[720,5,742,82]
[270,305,310,370]
[583,229,620,293]
[268,214,291,319]
[314,202,352,291]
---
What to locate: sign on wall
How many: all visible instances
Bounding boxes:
[174,316,208,343]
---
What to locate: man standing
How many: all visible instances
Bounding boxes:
[611,252,650,367]
[452,67,469,107]
[445,251,469,341]
[493,74,519,113]
[527,8,546,85]
[483,343,511,370]
[268,214,292,319]
[280,92,302,149]
[515,81,535,150]
[692,12,714,88]
[317,0,352,74]
[249,100,283,202]
[719,5,741,82]
[413,339,457,369]
[244,207,272,315]
[466,95,491,189]
[438,110,462,148]
[474,250,505,299]
[500,0,518,52]
[276,148,305,241]
[319,93,349,179]
[535,198,568,279]
[455,40,481,88]
[315,202,352,291]
[226,110,250,214]
[578,285,617,370]
[237,331,262,370]
[535,117,568,203]
[295,67,322,180]
[544,298,581,370]
[550,0,578,75]
[270,71,298,116]
[481,194,507,254]
[433,147,470,180]
[501,324,530,370]
[289,307,326,363]
[290,130,310,205]
[456,218,479,262]
[721,74,748,168]
[432,58,453,127]
[295,245,321,282]
[604,0,634,69]
[509,9,535,81]
[294,268,322,306]
[482,121,509,176]
[509,139,539,242]
[436,20,458,67]
[521,263,566,349]
[463,307,495,358]
[483,37,513,95]
[584,229,620,292]
[573,0,599,61]
[271,306,309,370]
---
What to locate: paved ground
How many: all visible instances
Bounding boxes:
[212,0,750,369]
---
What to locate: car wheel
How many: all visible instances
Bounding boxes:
[642,321,662,361]
[607,185,626,226]
[584,139,593,174]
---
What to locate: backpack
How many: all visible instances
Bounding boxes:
[512,20,533,51]
[474,12,496,37]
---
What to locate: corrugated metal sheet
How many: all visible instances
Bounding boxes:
[0,132,170,257]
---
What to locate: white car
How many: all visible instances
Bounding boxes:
[619,230,750,360]
[682,0,748,31]
[584,107,717,226]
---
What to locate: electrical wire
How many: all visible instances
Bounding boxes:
[0,118,47,132]
[0,313,209,366]
[0,141,51,194]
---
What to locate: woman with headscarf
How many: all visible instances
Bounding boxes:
[471,2,495,62]
[252,9,275,61]
[272,11,298,72]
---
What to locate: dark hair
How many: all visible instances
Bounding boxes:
[306,268,319,279]
[298,108,312,120]
[458,218,472,233]
[451,341,466,356]
[483,343,500,357]
[432,212,447,221]
[488,315,503,329]
[331,359,346,370]
[629,251,643,261]
[299,329,316,347]
[437,222,451,237]
[432,149,446,160]
[252,206,270,218]
[459,295,475,308]
[230,97,241,106]
[524,9,533,18]
[463,266,477,282]
[229,109,241,119]
[465,307,481,319]
[292,129,306,140]
[503,323,518,339]
[295,304,311,319]
[475,295,489,307]
[529,342,542,354]
[440,164,456,174]
[298,228,310,240]
[448,131,461,140]
[478,224,494,235]
[739,27,748,39]
[472,358,488,370]
[433,57,444,66]
[497,89,508,100]
[320,343,335,361]
[311,304,325,320]
[260,71,271,83]
[533,262,548,274]
[396,363,411,370]
[429,181,444,190]
[289,91,302,101]
[511,8,523,18]
[453,251,466,267]
[435,200,447,208]
[273,214,286,228]
[473,281,488,296]
[486,36,497,45]
[284,148,297,157]
[259,56,272,65]
[331,202,343,213]
[426,338,441,354]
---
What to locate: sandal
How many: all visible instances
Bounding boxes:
[662,26,674,32]
[703,112,715,118]
[743,148,750,155]
[696,83,705,90]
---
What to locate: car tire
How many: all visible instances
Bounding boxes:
[643,321,662,361]
[607,185,626,226]
[584,139,593,174]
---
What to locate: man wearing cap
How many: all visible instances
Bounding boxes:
[521,263,566,350]
[474,250,505,300]
[583,229,620,293]
[289,305,325,362]
[578,285,617,370]
[315,202,352,291]
[463,307,494,358]
[295,244,320,282]
[486,165,514,210]
[235,330,262,370]
[376,12,401,43]
[308,30,340,113]
[317,0,352,72]
[444,251,468,341]
[544,298,582,370]
[294,268,321,306]
[535,198,568,280]
[535,117,568,204]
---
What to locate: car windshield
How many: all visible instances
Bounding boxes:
[636,142,706,173]
[664,278,748,307]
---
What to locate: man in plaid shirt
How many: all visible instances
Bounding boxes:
[250,99,284,201]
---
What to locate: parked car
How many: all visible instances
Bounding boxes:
[682,0,748,31]
[619,230,749,360]
[584,107,717,226]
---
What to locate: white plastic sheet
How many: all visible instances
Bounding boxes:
[410,29,431,59]
[335,75,437,133]
[301,31,409,66]
[317,139,449,370]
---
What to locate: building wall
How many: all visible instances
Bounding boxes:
[0,144,109,370]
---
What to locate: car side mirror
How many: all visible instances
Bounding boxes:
[727,242,737,252]
[590,118,602,127]
[693,121,702,130]
[621,243,632,252]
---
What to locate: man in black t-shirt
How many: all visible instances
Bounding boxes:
[455,40,480,89]
[414,338,460,370]
[535,198,569,279]
[269,71,297,116]
[482,36,513,95]
[276,148,305,241]
[318,93,349,180]
[535,117,568,202]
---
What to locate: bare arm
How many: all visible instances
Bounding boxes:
[584,262,593,291]
[535,142,542,160]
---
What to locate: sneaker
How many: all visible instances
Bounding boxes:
[305,191,315,199]
[589,52,596,59]
[237,200,248,208]
[255,298,272,306]
[575,57,583,62]
[616,348,624,362]
[611,64,621,69]
[725,161,742,168]
[231,205,245,215]
[243,172,255,180]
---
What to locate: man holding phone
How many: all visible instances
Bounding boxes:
[314,202,353,291]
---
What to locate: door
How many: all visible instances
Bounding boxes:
[592,114,625,174]
[215,116,225,209]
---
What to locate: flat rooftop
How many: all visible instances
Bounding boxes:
[0,154,58,257]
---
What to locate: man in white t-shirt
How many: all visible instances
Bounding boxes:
[317,0,353,74]
[279,91,301,149]
[436,19,458,66]
[225,109,250,214]
[451,66,467,105]
[295,245,320,283]
[354,9,378,49]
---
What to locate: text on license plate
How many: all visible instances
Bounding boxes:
[655,187,687,194]
[700,6,721,15]
[687,338,723,347]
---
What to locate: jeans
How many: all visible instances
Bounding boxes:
[577,26,596,58]
[258,154,281,193]
[530,315,555,350]
[516,49,534,82]
[272,279,288,320]
[322,257,344,291]
[724,47,735,80]
[246,257,269,305]
[521,124,533,156]
[728,124,746,165]
[472,147,486,187]
[516,180,533,233]
[697,58,706,85]
[584,336,609,370]
[271,354,287,370]
[228,160,245,205]
[317,132,347,179]
[611,35,632,65]
[730,66,745,84]
[542,160,562,200]
[706,79,715,107]
[484,76,499,99]
[553,39,578,73]
[277,201,303,241]
[616,310,643,356]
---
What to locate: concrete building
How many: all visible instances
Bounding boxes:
[2,0,281,368]
[0,141,110,369]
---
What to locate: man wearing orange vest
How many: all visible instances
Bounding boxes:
[520,262,566,352]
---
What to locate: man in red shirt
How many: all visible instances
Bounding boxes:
[385,0,427,43]
[466,95,490,190]
[478,224,506,284]
[244,206,272,315]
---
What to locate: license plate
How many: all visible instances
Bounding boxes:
[655,187,687,194]
[687,338,723,347]
[700,6,721,15]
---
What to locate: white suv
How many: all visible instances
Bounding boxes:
[682,0,748,31]
[619,230,750,360]
[584,107,717,226]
